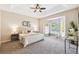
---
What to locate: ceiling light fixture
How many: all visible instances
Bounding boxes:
[30,4,46,12]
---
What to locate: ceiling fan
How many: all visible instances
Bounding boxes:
[30,4,46,12]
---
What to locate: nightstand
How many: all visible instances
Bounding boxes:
[11,34,19,41]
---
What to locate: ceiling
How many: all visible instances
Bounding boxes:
[0,4,79,18]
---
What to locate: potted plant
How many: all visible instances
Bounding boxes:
[68,21,78,44]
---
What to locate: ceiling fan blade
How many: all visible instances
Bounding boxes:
[34,10,36,12]
[40,8,46,10]
[30,7,36,9]
[39,10,42,12]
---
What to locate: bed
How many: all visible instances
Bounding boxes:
[19,32,44,47]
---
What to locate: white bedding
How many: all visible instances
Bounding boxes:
[19,32,44,47]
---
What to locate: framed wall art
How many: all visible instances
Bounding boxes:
[22,21,30,27]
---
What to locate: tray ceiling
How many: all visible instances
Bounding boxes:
[0,4,79,18]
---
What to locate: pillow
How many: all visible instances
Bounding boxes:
[18,27,27,34]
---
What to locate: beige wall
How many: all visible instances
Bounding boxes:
[0,11,1,46]
[78,8,79,39]
[1,10,39,43]
[39,8,79,36]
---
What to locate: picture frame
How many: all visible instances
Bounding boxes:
[22,21,30,27]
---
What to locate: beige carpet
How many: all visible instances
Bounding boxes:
[0,41,23,53]
[0,36,77,54]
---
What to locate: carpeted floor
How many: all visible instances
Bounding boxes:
[0,36,78,54]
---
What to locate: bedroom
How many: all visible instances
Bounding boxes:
[0,4,79,54]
